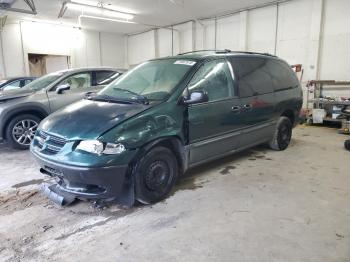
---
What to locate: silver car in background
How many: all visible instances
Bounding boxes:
[0,67,125,149]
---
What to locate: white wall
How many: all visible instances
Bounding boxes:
[276,0,314,79]
[127,30,155,66]
[100,32,126,68]
[126,0,350,83]
[0,21,126,77]
[157,28,173,57]
[126,21,195,65]
[0,32,6,78]
[216,14,241,51]
[1,23,25,77]
[247,5,277,54]
[319,0,350,80]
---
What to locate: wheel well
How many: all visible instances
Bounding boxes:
[134,137,186,176]
[281,110,295,125]
[157,139,185,173]
[3,110,47,139]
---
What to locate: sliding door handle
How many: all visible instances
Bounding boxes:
[243,104,252,111]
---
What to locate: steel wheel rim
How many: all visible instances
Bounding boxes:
[145,160,171,192]
[12,119,38,146]
[279,125,291,148]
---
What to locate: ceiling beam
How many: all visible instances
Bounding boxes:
[0,0,37,15]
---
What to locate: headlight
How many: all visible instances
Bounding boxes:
[76,140,126,155]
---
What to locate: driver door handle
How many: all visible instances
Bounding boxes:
[231,105,241,113]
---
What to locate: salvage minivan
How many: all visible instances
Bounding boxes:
[31,50,303,206]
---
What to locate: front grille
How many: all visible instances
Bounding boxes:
[35,130,67,155]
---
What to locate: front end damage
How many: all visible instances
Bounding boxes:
[31,143,137,207]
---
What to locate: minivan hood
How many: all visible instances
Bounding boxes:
[40,99,150,140]
[0,88,34,102]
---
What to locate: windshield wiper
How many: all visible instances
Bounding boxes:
[86,94,136,104]
[113,88,149,105]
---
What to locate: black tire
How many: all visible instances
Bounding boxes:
[269,116,292,151]
[134,146,178,204]
[345,140,350,151]
[5,114,41,150]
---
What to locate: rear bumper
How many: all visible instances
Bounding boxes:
[32,150,129,201]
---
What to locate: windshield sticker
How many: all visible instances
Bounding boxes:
[174,60,196,66]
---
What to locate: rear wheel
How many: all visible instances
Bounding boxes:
[5,114,41,150]
[269,116,292,151]
[345,140,350,151]
[134,146,178,204]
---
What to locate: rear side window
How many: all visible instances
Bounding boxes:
[188,59,234,102]
[266,60,299,91]
[229,57,273,98]
[95,71,120,85]
[24,79,34,85]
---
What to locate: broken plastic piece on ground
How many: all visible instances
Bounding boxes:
[41,183,76,206]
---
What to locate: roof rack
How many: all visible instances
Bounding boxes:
[229,51,277,57]
[177,49,225,55]
[178,49,276,57]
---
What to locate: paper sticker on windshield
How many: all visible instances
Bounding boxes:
[174,60,196,66]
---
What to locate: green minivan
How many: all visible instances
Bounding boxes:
[31,50,303,206]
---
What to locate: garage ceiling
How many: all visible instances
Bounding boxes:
[4,0,281,34]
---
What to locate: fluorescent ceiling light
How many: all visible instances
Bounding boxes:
[66,2,134,20]
[71,0,97,6]
[80,15,136,24]
[71,0,137,14]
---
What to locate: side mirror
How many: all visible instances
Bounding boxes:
[56,84,70,94]
[183,91,209,105]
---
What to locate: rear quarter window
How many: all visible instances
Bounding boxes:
[266,59,299,91]
[229,57,274,98]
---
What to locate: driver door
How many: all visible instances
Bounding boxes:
[47,72,93,113]
[187,59,242,164]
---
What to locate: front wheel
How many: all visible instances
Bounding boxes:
[134,146,178,204]
[5,114,41,150]
[269,116,292,151]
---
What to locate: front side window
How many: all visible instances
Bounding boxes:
[188,59,234,102]
[2,80,21,91]
[100,59,194,101]
[58,73,91,90]
[95,71,120,85]
[24,79,34,85]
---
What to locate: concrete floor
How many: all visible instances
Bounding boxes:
[0,125,349,262]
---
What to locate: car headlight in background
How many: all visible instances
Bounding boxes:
[76,140,126,155]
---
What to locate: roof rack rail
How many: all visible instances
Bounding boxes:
[178,49,232,55]
[177,49,277,57]
[228,51,277,57]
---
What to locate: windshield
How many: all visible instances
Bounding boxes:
[24,72,64,91]
[99,59,195,101]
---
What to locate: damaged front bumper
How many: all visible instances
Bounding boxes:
[31,150,134,206]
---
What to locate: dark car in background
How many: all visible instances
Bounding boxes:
[0,67,125,149]
[31,50,303,207]
[0,77,36,91]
